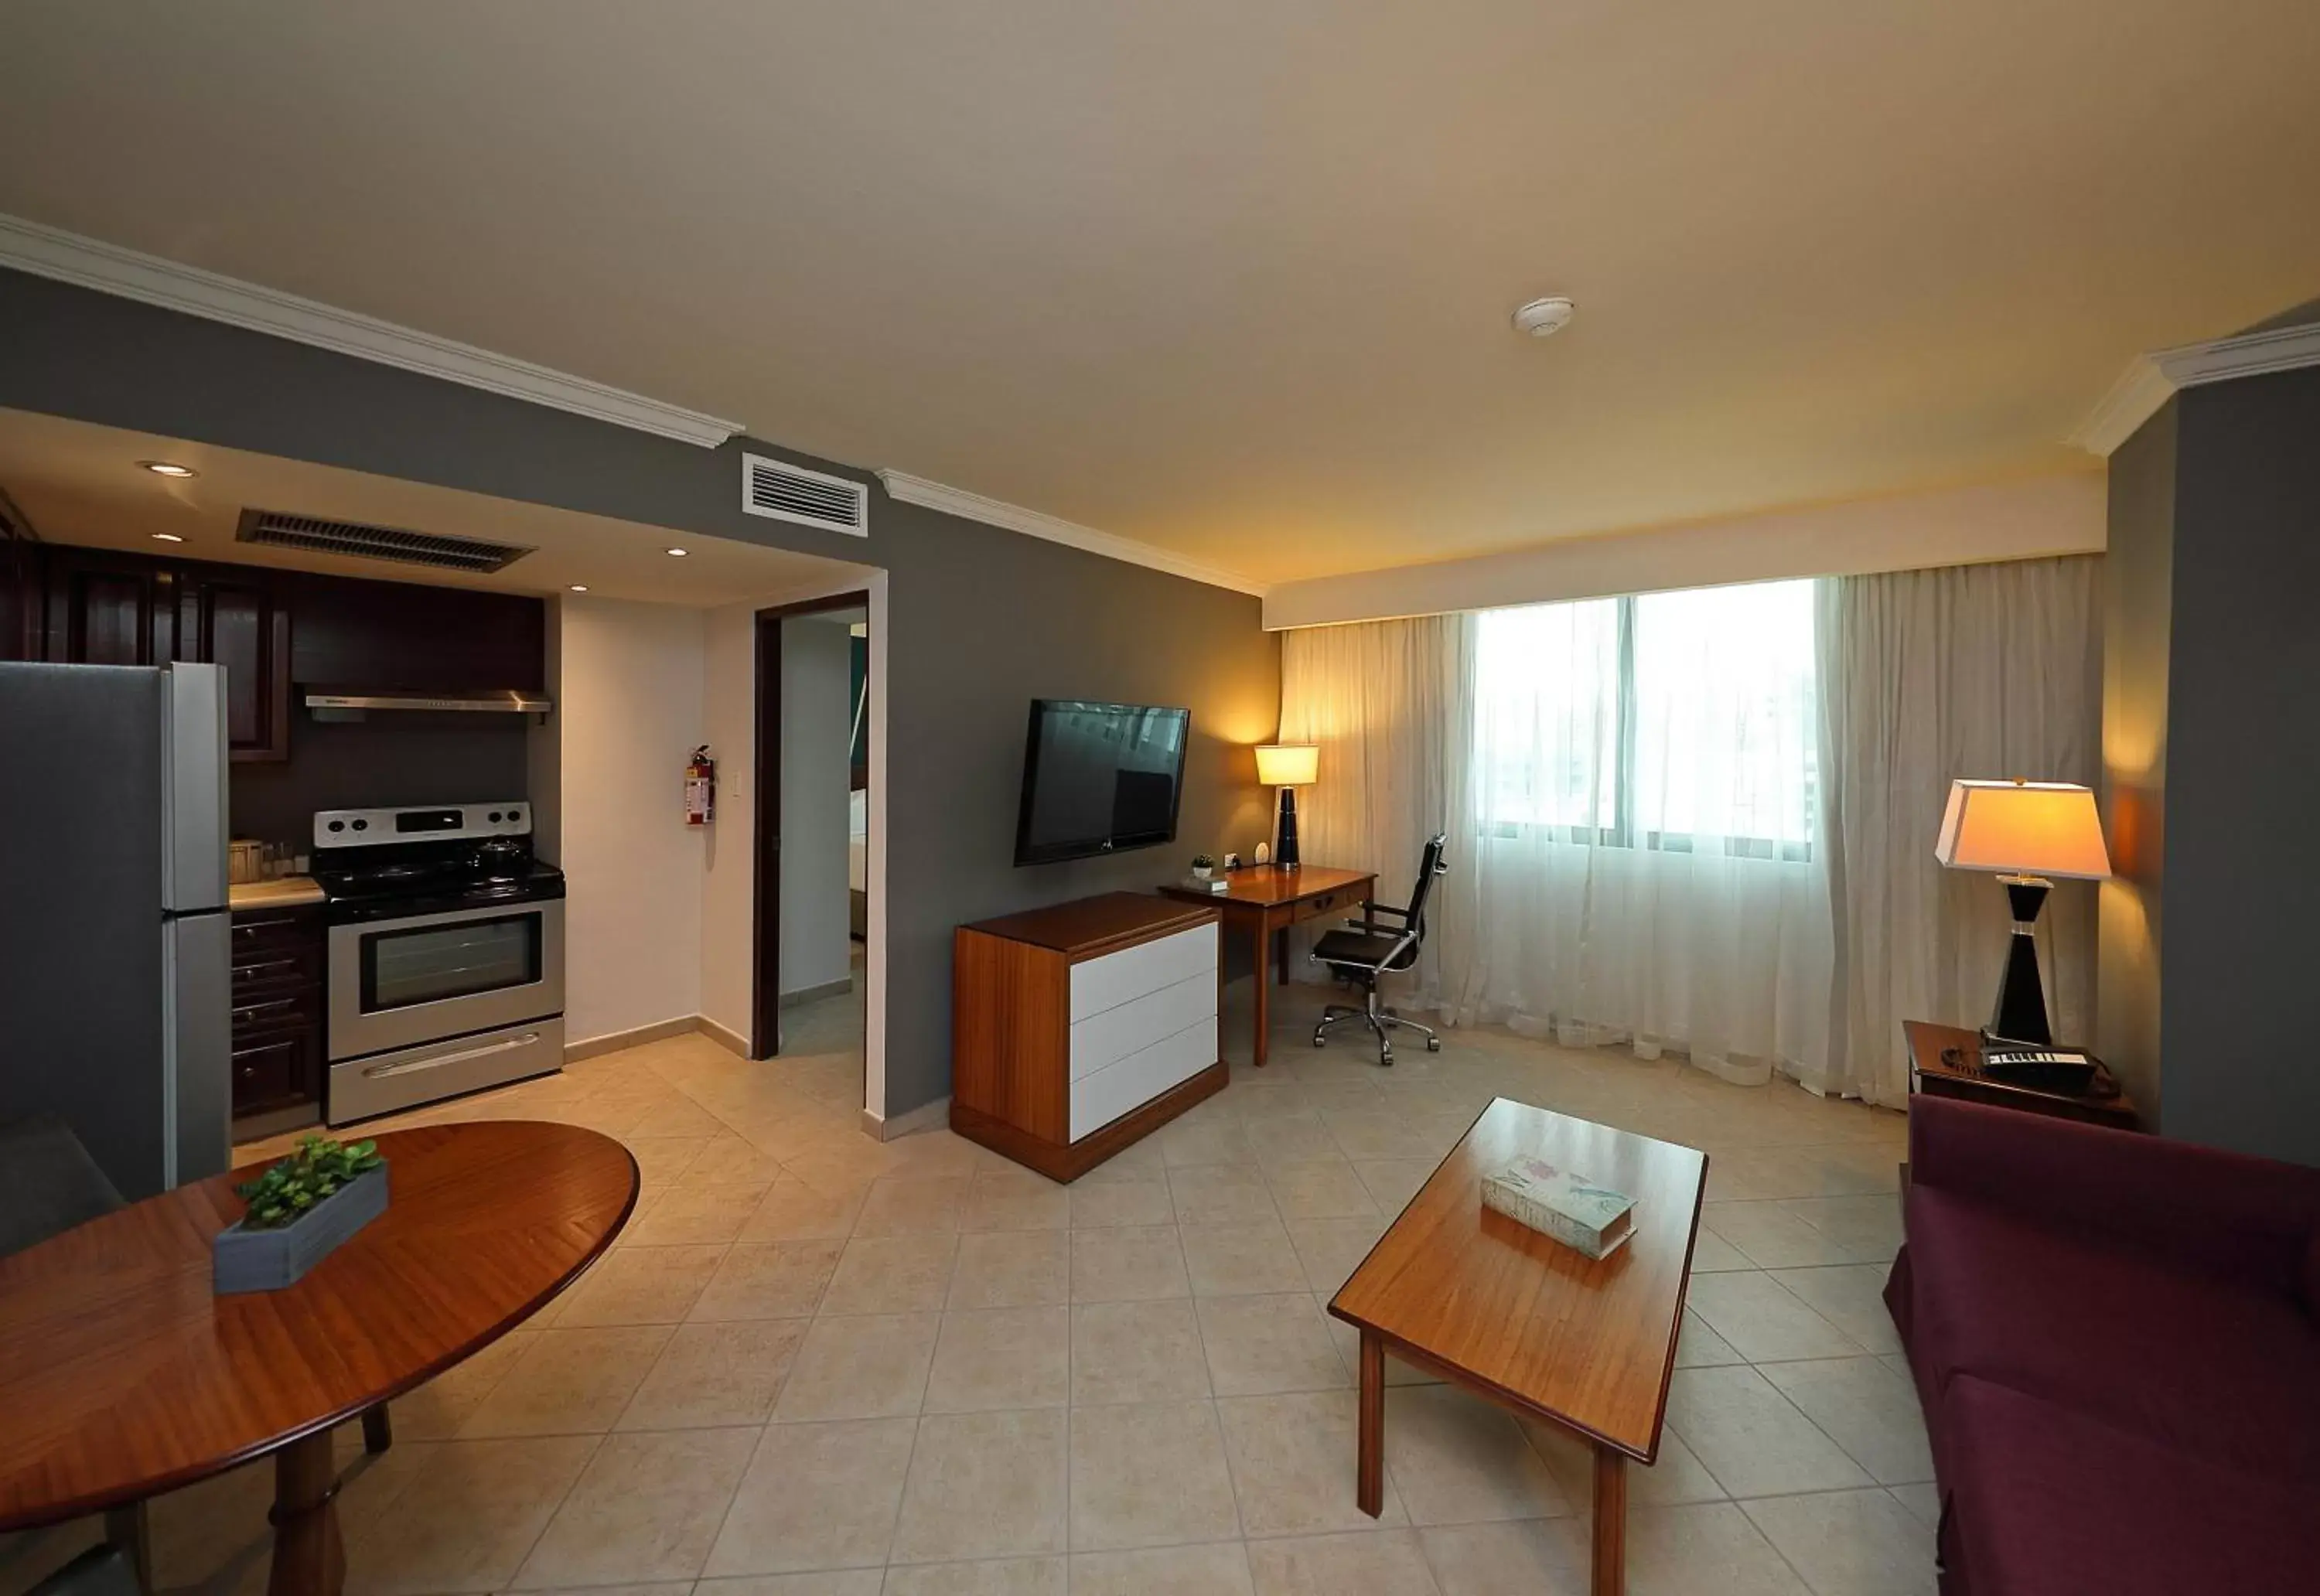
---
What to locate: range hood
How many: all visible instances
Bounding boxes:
[304,688,552,715]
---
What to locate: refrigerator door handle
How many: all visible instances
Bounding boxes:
[162,663,230,915]
[164,910,234,1188]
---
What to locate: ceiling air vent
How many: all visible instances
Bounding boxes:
[742,453,868,537]
[237,509,534,573]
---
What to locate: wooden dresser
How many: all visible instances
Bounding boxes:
[952,892,1224,1181]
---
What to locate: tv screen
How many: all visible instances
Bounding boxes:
[1014,700,1192,865]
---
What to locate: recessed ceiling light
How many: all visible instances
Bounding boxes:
[151,532,186,543]
[664,547,689,557]
[1511,296,1575,338]
[568,585,589,592]
[139,460,199,478]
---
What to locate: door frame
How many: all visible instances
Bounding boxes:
[751,588,873,1061]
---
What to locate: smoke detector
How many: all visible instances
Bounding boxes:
[1512,297,1575,338]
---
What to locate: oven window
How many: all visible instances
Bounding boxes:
[360,912,542,1013]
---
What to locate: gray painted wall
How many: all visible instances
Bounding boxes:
[0,268,1278,1117]
[2099,364,2320,1166]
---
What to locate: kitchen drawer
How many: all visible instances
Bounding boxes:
[1069,922,1218,1023]
[1070,1015,1217,1142]
[1070,968,1217,1082]
[231,909,319,954]
[231,984,321,1038]
[231,1022,320,1118]
[233,942,322,996]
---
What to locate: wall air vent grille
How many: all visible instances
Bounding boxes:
[237,509,533,573]
[742,453,868,537]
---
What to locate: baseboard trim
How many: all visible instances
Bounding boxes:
[565,1015,701,1062]
[780,977,855,1009]
[861,1095,951,1143]
[698,1015,750,1058]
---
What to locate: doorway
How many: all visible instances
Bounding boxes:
[751,591,872,1105]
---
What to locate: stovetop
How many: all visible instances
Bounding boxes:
[312,801,564,922]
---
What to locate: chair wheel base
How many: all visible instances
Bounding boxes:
[1426,1037,1441,1052]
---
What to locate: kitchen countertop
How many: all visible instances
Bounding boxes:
[228,875,326,911]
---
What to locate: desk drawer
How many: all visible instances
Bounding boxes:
[1070,1016,1216,1141]
[1070,922,1218,1022]
[1291,888,1356,925]
[1070,968,1218,1082]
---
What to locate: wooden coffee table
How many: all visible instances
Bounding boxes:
[1328,1100,1708,1596]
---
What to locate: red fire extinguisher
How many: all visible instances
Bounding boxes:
[685,746,716,826]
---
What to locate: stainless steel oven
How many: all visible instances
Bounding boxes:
[328,898,565,1062]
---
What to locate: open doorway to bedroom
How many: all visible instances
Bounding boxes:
[750,591,871,1120]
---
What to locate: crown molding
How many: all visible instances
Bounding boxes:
[2070,319,2320,457]
[0,213,743,448]
[875,470,1267,596]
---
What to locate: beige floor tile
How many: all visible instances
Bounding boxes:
[924,1306,1070,1412]
[891,1408,1069,1563]
[1684,1270,1862,1362]
[1350,1160,1437,1216]
[705,1418,916,1574]
[697,1573,882,1595]
[1243,1529,1440,1595]
[1263,1161,1381,1222]
[1666,1366,1875,1499]
[1320,1311,1441,1389]
[775,1312,940,1421]
[1246,1115,1344,1169]
[1072,1299,1213,1406]
[1196,1294,1351,1397]
[948,1229,1070,1308]
[1169,1165,1281,1226]
[1673,1309,1746,1368]
[1758,1359,1935,1485]
[1523,1420,1726,1509]
[1740,1489,1936,1596]
[961,1168,1070,1231]
[343,1435,597,1594]
[674,1134,792,1192]
[691,1237,846,1321]
[882,1557,1067,1594]
[1701,1202,1855,1269]
[1768,1265,1905,1358]
[855,1175,971,1236]
[1181,1222,1312,1298]
[1161,1114,1257,1169]
[1418,1520,1588,1595]
[627,1097,735,1140]
[1624,1502,1810,1596]
[520,1583,696,1596]
[1377,1386,1568,1525]
[1687,1228,1755,1273]
[821,1233,959,1314]
[1076,1138,1169,1184]
[622,1135,715,1191]
[461,1325,673,1437]
[553,1244,728,1326]
[1284,1216,1386,1295]
[1886,1483,1941,1530]
[1216,1391,1404,1536]
[1068,1400,1243,1552]
[624,1182,763,1245]
[619,1318,807,1429]
[1071,1225,1191,1302]
[740,1176,869,1242]
[513,1427,756,1587]
[1319,1110,1443,1163]
[1714,1145,1898,1202]
[1070,1541,1256,1594]
[388,1329,537,1440]
[1070,1180,1176,1229]
[1782,1195,1905,1263]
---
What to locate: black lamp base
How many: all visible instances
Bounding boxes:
[1985,875,2052,1047]
[1276,787,1301,870]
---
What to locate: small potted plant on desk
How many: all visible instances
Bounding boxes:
[213,1133,390,1294]
[1190,853,1216,880]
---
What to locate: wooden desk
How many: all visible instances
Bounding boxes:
[1329,1100,1707,1596]
[1903,1020,2141,1130]
[1158,864,1375,1067]
[0,1121,637,1596]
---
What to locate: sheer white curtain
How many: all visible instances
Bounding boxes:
[1444,581,1831,1086]
[1817,556,2103,1105]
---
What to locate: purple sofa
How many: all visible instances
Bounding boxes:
[1885,1096,2320,1595]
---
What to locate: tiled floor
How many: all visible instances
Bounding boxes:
[3,982,1935,1596]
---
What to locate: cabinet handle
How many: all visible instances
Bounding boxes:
[233,998,299,1022]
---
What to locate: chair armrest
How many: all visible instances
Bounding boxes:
[1359,901,1412,920]
[1907,1096,2320,1298]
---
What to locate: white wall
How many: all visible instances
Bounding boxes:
[698,601,758,1045]
[780,616,855,1001]
[552,595,708,1044]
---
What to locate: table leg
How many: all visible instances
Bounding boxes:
[1251,916,1273,1069]
[1357,1328,1384,1517]
[1591,1444,1627,1596]
[268,1429,344,1596]
[103,1501,151,1594]
[360,1403,392,1454]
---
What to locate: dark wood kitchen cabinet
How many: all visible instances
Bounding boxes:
[230,905,326,1121]
[181,572,292,760]
[41,544,180,665]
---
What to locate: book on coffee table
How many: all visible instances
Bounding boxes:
[1481,1154,1636,1260]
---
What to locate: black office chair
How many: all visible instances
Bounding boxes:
[1308,833,1448,1066]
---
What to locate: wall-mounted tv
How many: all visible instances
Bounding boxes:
[1014,699,1191,865]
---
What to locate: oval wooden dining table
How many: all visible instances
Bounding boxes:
[0,1120,637,1596]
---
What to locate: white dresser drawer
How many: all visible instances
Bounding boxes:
[1070,968,1217,1082]
[1069,922,1217,1023]
[1070,1015,1217,1142]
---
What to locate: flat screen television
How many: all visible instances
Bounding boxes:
[1014,699,1192,865]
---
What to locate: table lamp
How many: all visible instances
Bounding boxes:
[1933,779,2112,1046]
[1254,744,1319,869]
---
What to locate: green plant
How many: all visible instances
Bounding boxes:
[235,1134,384,1229]
[1191,853,1216,868]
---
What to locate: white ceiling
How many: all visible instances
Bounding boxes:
[2,2,2316,586]
[0,408,860,606]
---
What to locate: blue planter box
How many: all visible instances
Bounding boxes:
[213,1165,390,1294]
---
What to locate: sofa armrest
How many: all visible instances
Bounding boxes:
[1907,1096,2320,1301]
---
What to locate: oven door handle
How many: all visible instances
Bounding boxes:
[363,1031,544,1079]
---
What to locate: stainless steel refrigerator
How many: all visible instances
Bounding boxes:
[0,660,232,1199]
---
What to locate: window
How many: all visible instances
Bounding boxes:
[1472,580,1818,857]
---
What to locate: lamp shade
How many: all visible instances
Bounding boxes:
[1254,744,1319,786]
[1933,779,2111,880]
